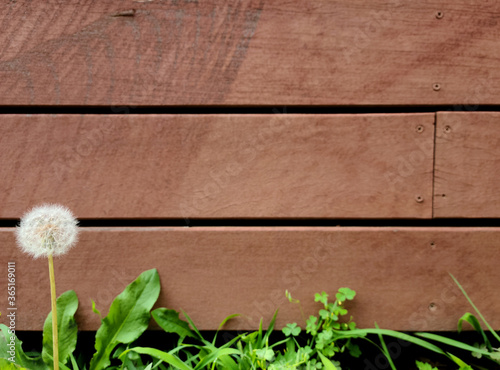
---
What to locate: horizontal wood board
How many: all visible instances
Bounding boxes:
[1,1,500,105]
[1,227,499,331]
[0,114,435,219]
[434,112,500,218]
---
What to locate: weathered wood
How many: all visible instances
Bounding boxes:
[1,227,499,331]
[434,112,500,218]
[1,1,499,105]
[0,113,434,219]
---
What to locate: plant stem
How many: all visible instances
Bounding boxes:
[48,254,59,370]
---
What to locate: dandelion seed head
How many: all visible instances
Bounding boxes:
[15,204,79,258]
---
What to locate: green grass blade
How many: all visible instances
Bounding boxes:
[180,310,205,343]
[334,328,446,355]
[458,312,491,351]
[193,348,241,370]
[447,352,473,369]
[213,314,241,345]
[69,353,80,370]
[121,347,193,370]
[449,273,500,343]
[415,332,492,357]
[263,310,279,344]
[375,323,397,370]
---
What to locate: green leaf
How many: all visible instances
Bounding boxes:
[89,268,161,370]
[415,332,492,357]
[42,290,79,368]
[335,329,443,355]
[415,360,438,370]
[193,347,241,370]
[0,358,29,369]
[121,347,193,370]
[449,273,500,343]
[318,352,338,370]
[336,288,355,302]
[347,342,361,358]
[447,352,473,369]
[457,313,491,350]
[375,323,396,370]
[91,299,101,317]
[256,348,275,362]
[152,308,197,341]
[315,292,329,306]
[0,324,48,369]
[282,323,301,337]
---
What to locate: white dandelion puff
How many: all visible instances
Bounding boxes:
[15,204,79,258]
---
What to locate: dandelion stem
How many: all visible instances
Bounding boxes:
[48,253,59,370]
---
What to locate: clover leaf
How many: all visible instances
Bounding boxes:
[336,288,356,302]
[282,323,301,337]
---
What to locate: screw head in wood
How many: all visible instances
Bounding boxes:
[415,195,424,203]
[416,125,424,133]
[433,83,441,91]
[435,11,444,19]
[443,125,452,133]
[428,302,438,312]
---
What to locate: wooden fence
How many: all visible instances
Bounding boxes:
[1,0,499,331]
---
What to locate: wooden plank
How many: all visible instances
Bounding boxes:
[1,227,499,331]
[434,112,500,218]
[0,113,434,219]
[1,1,499,105]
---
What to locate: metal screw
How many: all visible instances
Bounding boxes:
[428,302,438,311]
[416,125,424,133]
[433,83,441,91]
[435,11,444,19]
[416,195,424,203]
[444,125,452,133]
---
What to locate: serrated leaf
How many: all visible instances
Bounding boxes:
[89,269,160,370]
[152,308,197,340]
[0,324,48,369]
[42,290,79,368]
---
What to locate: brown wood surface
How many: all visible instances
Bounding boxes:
[1,1,499,106]
[1,227,499,331]
[0,113,434,219]
[434,112,500,218]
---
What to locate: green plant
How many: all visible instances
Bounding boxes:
[0,269,160,370]
[2,266,499,370]
[412,273,500,368]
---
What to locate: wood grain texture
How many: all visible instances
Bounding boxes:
[0,113,434,219]
[434,112,500,218]
[1,1,499,105]
[1,227,499,331]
